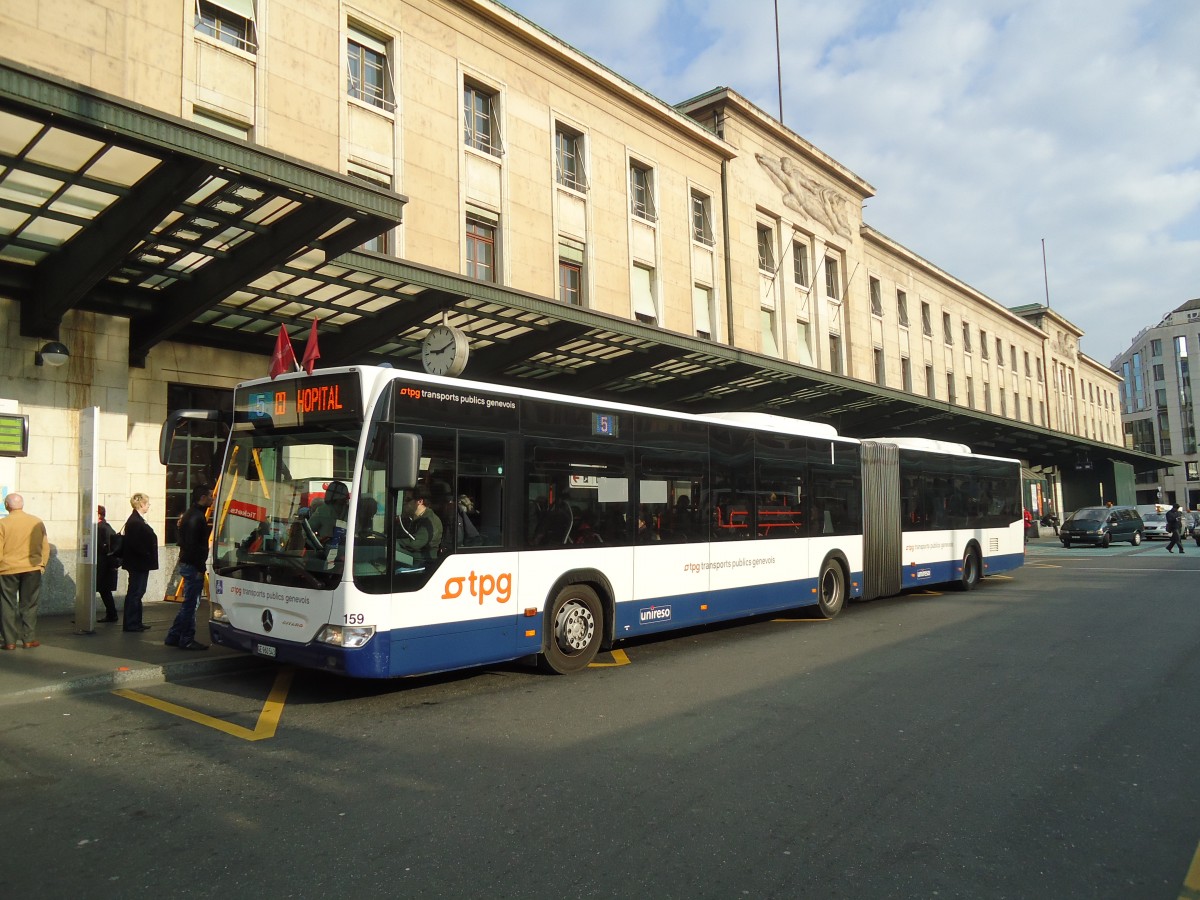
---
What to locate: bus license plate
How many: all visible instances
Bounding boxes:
[255,643,277,658]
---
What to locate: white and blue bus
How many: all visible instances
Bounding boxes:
[163,366,1023,678]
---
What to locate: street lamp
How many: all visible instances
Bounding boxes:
[35,341,70,367]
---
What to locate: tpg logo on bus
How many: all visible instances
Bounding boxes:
[442,571,512,605]
[639,605,671,624]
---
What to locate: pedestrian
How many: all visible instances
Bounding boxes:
[1165,502,1186,554]
[121,492,158,632]
[166,485,212,651]
[95,505,120,622]
[0,493,50,650]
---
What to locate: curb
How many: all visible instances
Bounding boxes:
[0,655,271,706]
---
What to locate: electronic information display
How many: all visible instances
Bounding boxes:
[0,413,29,457]
[236,373,363,429]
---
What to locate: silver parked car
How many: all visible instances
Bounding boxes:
[1141,512,1170,540]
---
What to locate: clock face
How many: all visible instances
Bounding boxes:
[421,324,469,377]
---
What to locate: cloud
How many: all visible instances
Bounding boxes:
[502,0,1200,365]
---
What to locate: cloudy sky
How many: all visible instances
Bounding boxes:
[501,0,1200,367]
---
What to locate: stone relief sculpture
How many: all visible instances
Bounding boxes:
[756,153,852,239]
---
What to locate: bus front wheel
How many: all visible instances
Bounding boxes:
[814,558,846,619]
[539,585,603,674]
[958,546,981,591]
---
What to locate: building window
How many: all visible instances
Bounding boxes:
[347,26,393,111]
[921,302,933,337]
[165,383,230,544]
[1036,358,1044,382]
[632,264,658,325]
[464,81,503,156]
[966,376,975,409]
[757,224,775,271]
[996,337,1004,363]
[943,312,954,345]
[555,126,587,192]
[897,290,909,326]
[196,0,257,53]
[983,381,992,413]
[793,241,810,288]
[829,334,843,375]
[694,284,714,339]
[869,277,883,317]
[1010,344,1018,370]
[1039,400,1046,424]
[630,162,656,222]
[796,319,813,366]
[947,372,957,404]
[874,348,885,385]
[1153,363,1165,381]
[1151,338,1163,356]
[901,356,912,392]
[347,163,393,253]
[1024,351,1031,377]
[925,365,935,398]
[466,213,496,282]
[761,309,779,356]
[691,190,714,245]
[962,321,972,353]
[558,239,584,306]
[825,257,840,299]
[1000,389,1007,417]
[981,330,989,359]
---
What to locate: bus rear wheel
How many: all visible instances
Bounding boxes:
[814,558,846,619]
[958,546,981,591]
[539,585,603,674]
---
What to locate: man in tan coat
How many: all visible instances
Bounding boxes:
[0,493,50,650]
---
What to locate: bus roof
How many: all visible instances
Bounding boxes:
[238,365,854,442]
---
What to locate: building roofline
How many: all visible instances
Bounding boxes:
[465,1,736,160]
[676,86,875,198]
[862,226,1044,339]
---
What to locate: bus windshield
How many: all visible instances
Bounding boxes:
[211,425,359,590]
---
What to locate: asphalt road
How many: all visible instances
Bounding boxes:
[3,543,1199,899]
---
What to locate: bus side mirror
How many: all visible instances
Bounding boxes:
[391,434,421,490]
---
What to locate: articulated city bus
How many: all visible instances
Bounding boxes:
[162,365,1023,678]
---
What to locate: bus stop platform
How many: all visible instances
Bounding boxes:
[0,600,265,706]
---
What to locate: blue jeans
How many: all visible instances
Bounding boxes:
[166,563,203,646]
[123,569,149,630]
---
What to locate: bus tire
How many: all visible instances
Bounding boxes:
[957,546,981,592]
[814,557,846,619]
[539,584,603,674]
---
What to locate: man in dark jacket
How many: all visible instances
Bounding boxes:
[166,485,213,650]
[1165,503,1186,554]
[121,492,159,632]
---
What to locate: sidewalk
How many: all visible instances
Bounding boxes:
[0,599,265,706]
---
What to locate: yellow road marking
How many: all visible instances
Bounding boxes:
[589,648,631,667]
[1180,838,1200,899]
[114,667,294,741]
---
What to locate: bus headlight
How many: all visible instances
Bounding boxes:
[210,601,228,622]
[315,624,375,649]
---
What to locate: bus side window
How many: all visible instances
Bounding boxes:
[458,435,505,549]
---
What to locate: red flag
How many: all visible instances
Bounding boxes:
[301,318,321,375]
[269,325,296,379]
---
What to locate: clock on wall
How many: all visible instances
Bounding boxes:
[420,323,470,377]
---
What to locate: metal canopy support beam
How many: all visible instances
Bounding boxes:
[24,156,216,338]
[317,288,457,367]
[471,321,593,376]
[128,198,348,365]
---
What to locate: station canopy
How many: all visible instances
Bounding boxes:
[0,62,1164,475]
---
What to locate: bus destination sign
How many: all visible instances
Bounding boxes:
[238,373,362,429]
